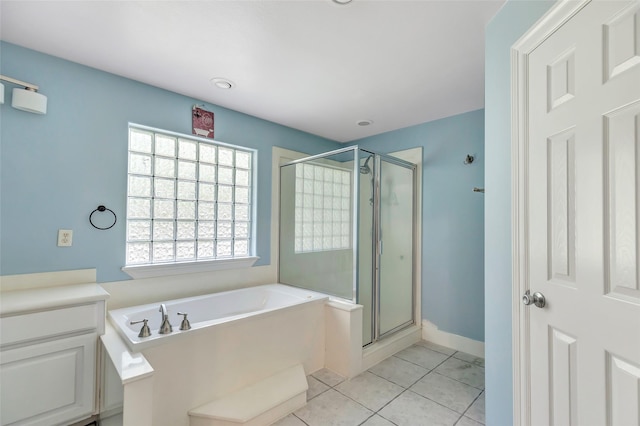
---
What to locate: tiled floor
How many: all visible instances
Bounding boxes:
[274,341,485,426]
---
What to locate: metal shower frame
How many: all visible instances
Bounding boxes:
[279,145,418,345]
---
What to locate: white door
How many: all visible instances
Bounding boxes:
[520,0,640,424]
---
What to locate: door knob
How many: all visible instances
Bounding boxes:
[522,290,546,308]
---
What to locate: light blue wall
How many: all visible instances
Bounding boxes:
[0,42,340,283]
[351,109,485,342]
[484,1,555,424]
[1,43,486,343]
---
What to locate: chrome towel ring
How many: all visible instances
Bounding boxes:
[89,205,117,230]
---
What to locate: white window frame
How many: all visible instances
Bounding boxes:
[122,124,258,279]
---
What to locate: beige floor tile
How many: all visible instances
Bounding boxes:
[434,358,485,389]
[368,355,429,388]
[415,340,457,356]
[312,368,345,387]
[456,415,484,426]
[307,375,330,400]
[272,414,306,426]
[272,348,486,426]
[360,414,395,426]
[464,392,485,424]
[453,351,485,368]
[395,345,450,370]
[410,372,482,413]
[335,371,404,412]
[294,389,373,426]
[378,391,461,426]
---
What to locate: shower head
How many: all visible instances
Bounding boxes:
[360,155,373,174]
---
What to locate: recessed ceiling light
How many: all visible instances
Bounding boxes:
[333,0,353,4]
[210,78,234,89]
[357,120,373,126]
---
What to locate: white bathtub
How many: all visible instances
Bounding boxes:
[102,283,368,426]
[109,283,328,352]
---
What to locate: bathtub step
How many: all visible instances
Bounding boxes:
[188,364,308,426]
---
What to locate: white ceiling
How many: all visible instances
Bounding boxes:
[1,0,504,143]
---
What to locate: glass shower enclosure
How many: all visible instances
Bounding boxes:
[279,146,417,346]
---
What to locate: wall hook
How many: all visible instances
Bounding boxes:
[464,154,475,165]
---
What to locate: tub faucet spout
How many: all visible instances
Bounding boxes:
[159,303,173,334]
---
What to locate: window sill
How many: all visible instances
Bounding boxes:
[121,256,260,280]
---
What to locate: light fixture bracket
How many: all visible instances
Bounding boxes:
[0,74,39,92]
[0,74,47,114]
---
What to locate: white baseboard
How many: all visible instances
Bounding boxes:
[361,325,421,372]
[421,320,485,358]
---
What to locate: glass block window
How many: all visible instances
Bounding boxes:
[294,163,351,253]
[126,126,254,265]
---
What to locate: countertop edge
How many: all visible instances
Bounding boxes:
[0,283,110,316]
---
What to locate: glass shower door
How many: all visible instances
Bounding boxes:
[377,157,415,337]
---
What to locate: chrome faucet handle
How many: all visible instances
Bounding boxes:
[177,312,191,331]
[130,319,151,338]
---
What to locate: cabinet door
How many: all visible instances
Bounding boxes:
[1,333,96,426]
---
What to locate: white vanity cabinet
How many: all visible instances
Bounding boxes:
[0,284,109,426]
